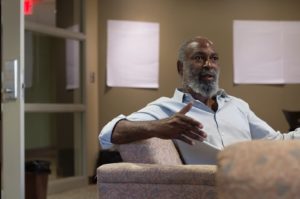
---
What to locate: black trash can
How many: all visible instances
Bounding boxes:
[25,160,51,199]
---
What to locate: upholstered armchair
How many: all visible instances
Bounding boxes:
[217,140,300,199]
[97,138,217,199]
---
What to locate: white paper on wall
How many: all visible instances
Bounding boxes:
[282,22,300,83]
[233,20,300,84]
[66,25,80,90]
[107,20,160,88]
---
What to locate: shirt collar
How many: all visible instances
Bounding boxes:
[173,88,230,103]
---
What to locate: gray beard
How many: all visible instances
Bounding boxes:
[183,66,220,98]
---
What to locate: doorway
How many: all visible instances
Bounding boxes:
[24,0,87,193]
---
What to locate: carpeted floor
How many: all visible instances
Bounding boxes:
[47,185,97,199]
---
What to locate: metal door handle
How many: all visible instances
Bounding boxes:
[4,88,13,93]
[2,60,18,101]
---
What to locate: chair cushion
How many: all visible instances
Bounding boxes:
[118,138,183,165]
[98,163,216,186]
[217,140,300,199]
[98,163,217,199]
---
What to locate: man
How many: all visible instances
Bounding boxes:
[99,36,300,154]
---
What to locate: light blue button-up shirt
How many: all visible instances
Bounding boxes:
[99,89,300,150]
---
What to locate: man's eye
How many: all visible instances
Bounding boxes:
[211,56,219,61]
[194,55,205,61]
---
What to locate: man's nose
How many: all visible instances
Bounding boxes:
[203,59,212,67]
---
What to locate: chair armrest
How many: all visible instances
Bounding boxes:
[98,162,216,186]
[217,140,300,199]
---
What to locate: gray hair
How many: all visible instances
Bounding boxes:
[178,39,191,63]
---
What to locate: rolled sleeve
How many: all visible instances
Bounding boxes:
[98,110,160,149]
[99,114,126,149]
[283,127,300,140]
[293,128,300,139]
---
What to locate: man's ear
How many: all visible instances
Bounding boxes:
[177,60,183,76]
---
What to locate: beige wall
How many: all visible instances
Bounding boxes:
[86,0,100,176]
[98,0,300,137]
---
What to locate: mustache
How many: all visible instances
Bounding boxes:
[198,68,218,77]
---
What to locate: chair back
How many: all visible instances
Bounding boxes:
[118,138,183,165]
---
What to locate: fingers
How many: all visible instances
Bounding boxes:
[175,118,207,142]
[179,124,207,141]
[178,102,193,115]
[177,102,203,128]
[173,102,208,144]
[177,134,194,145]
[176,114,203,128]
[175,120,207,142]
[177,131,207,145]
[173,103,206,140]
[182,130,207,141]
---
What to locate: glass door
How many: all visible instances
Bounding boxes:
[24,0,87,193]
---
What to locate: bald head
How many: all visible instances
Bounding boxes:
[178,36,215,62]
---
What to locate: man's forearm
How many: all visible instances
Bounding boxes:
[111,120,156,144]
[110,104,206,145]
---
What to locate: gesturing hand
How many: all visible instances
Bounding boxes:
[151,102,207,145]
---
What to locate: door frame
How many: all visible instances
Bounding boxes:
[1,0,25,198]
